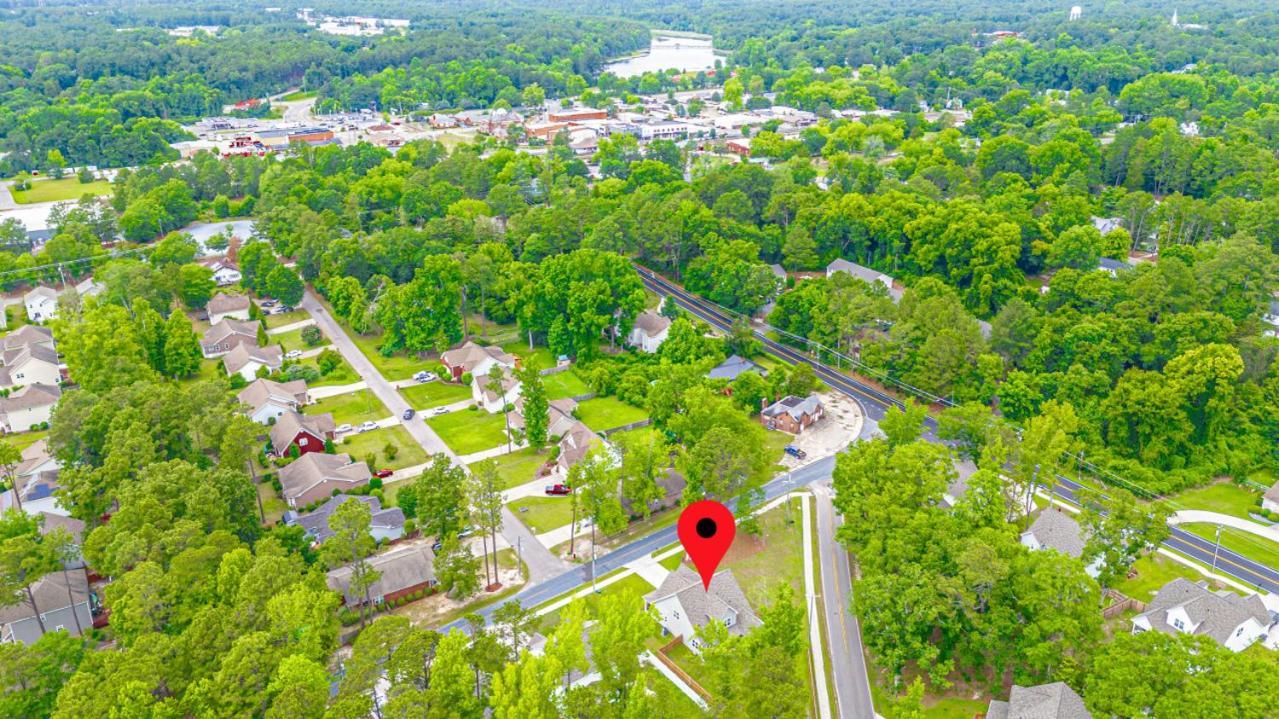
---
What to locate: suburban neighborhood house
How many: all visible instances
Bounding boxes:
[223,342,283,381]
[707,354,767,382]
[826,258,894,291]
[551,421,604,481]
[1020,508,1102,578]
[760,394,824,433]
[269,410,335,457]
[0,439,64,516]
[201,318,259,358]
[326,544,436,607]
[1132,578,1277,652]
[1262,479,1279,513]
[644,565,761,653]
[284,494,405,544]
[0,569,94,645]
[23,286,59,323]
[237,377,310,424]
[278,452,371,508]
[627,309,671,353]
[0,382,61,433]
[207,292,253,324]
[986,681,1091,719]
[621,468,686,518]
[473,370,521,413]
[440,341,516,381]
[0,325,61,390]
[201,258,243,286]
[512,397,578,443]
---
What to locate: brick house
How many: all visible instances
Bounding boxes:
[760,395,824,434]
[269,410,335,457]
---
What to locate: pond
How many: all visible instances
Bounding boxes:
[604,32,721,79]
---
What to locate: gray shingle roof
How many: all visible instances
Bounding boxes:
[0,382,61,414]
[207,292,251,315]
[707,354,767,381]
[761,394,822,421]
[0,569,89,624]
[826,258,891,285]
[1135,578,1272,646]
[290,494,404,543]
[223,343,283,376]
[237,378,308,412]
[440,341,516,373]
[278,451,370,503]
[632,310,671,337]
[987,682,1091,719]
[645,565,761,637]
[269,410,335,455]
[1265,479,1279,504]
[1024,509,1086,558]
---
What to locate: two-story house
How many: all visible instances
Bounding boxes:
[644,565,761,653]
[269,410,335,457]
[1020,508,1103,578]
[440,341,516,381]
[279,452,371,508]
[237,377,310,424]
[1132,578,1275,652]
[201,318,260,358]
[626,310,671,354]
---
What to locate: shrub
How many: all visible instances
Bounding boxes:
[460,371,473,385]
[301,326,323,346]
[383,443,398,461]
[369,477,383,490]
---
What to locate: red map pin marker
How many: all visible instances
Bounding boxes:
[678,500,736,591]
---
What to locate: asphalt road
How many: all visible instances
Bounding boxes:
[812,483,877,719]
[299,290,569,583]
[640,268,1279,594]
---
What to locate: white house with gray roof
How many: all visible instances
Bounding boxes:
[23,286,59,323]
[1020,509,1102,578]
[237,377,310,424]
[644,565,761,654]
[1132,578,1275,652]
[986,681,1091,719]
[627,310,671,353]
[825,258,893,290]
[0,325,61,390]
[1263,479,1279,514]
[0,382,61,433]
[0,569,94,645]
[207,292,252,324]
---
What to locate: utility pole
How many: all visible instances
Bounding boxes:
[1211,525,1223,572]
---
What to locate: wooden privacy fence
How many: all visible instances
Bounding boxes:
[1102,589,1145,619]
[655,636,713,701]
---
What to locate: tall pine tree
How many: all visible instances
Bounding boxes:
[163,311,203,378]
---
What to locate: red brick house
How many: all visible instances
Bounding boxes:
[760,395,824,434]
[326,544,436,607]
[269,410,336,456]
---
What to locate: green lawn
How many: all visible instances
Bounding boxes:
[264,309,311,329]
[1169,482,1262,521]
[280,90,316,101]
[575,396,648,433]
[424,407,510,455]
[923,697,990,719]
[257,481,287,526]
[292,354,359,387]
[336,426,428,470]
[658,550,685,571]
[725,500,806,608]
[346,327,431,381]
[665,640,716,692]
[270,325,321,351]
[536,572,655,632]
[500,340,557,371]
[308,389,388,425]
[484,446,549,490]
[543,370,591,400]
[508,495,576,534]
[5,304,27,329]
[400,380,473,409]
[1181,523,1279,570]
[12,177,112,204]
[1117,553,1214,602]
[5,429,47,452]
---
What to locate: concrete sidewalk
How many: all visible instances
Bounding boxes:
[308,381,367,399]
[1170,510,1279,542]
[267,318,316,335]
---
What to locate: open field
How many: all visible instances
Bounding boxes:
[1168,482,1263,521]
[484,446,548,490]
[308,389,388,425]
[400,380,472,409]
[424,407,510,455]
[12,177,112,203]
[507,495,575,534]
[575,396,647,432]
[335,425,427,470]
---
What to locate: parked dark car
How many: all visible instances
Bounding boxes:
[374,469,394,479]
[544,484,572,496]
[403,408,415,420]
[784,445,807,460]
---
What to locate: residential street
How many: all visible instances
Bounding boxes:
[298,289,567,583]
[813,483,878,719]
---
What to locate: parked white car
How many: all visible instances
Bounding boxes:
[334,423,353,434]
[432,406,449,416]
[358,421,378,432]
[414,371,437,383]
[284,349,303,359]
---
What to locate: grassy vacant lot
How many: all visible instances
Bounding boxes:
[346,328,429,381]
[257,482,287,525]
[1181,523,1279,570]
[270,325,321,351]
[1117,553,1217,602]
[507,495,575,534]
[1169,482,1262,521]
[308,389,388,425]
[575,396,647,432]
[424,407,510,455]
[280,90,315,101]
[484,446,549,490]
[543,369,591,400]
[336,426,427,470]
[400,380,472,409]
[264,309,312,329]
[12,177,112,203]
[724,500,805,607]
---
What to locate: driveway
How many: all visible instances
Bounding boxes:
[300,289,569,583]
